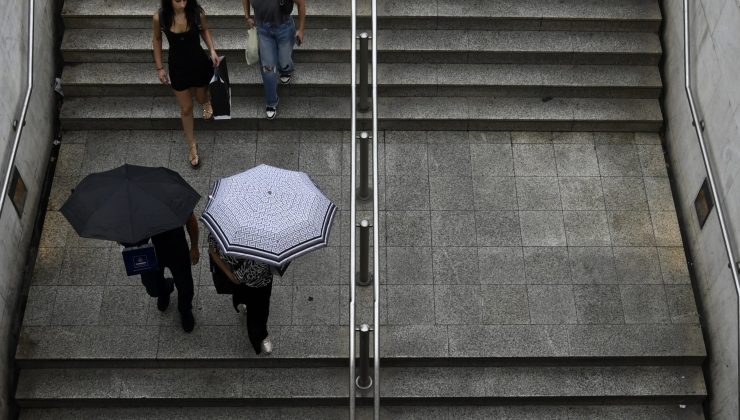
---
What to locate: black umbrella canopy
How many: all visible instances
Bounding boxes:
[60,164,200,244]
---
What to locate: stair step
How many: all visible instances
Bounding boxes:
[15,365,706,407]
[17,324,704,367]
[62,62,662,99]
[19,404,706,420]
[62,0,661,31]
[61,29,661,65]
[57,96,662,132]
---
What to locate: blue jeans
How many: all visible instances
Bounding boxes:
[257,18,296,108]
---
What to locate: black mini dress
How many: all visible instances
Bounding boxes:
[164,23,213,91]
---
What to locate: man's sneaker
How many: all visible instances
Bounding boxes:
[265,106,277,120]
[156,294,170,312]
[279,74,292,84]
[180,310,195,333]
[260,336,273,354]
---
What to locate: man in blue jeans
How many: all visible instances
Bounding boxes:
[242,0,307,119]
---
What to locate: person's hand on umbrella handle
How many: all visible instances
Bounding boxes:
[190,247,200,265]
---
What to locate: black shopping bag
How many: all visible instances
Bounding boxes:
[209,255,235,294]
[209,57,231,120]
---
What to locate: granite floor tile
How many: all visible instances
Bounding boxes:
[125,142,172,169]
[658,247,691,284]
[167,143,213,178]
[573,285,625,324]
[513,144,557,176]
[121,368,242,399]
[23,286,57,327]
[385,175,430,210]
[651,211,683,246]
[385,143,428,175]
[620,285,671,324]
[55,143,85,177]
[568,324,705,357]
[428,131,469,145]
[427,143,471,176]
[475,211,521,246]
[17,369,122,399]
[434,285,482,325]
[209,142,257,178]
[432,247,479,285]
[593,133,636,145]
[516,177,561,210]
[478,247,525,285]
[431,211,477,246]
[511,132,552,144]
[528,285,577,325]
[157,326,249,359]
[569,247,618,284]
[292,286,339,325]
[384,131,427,144]
[602,177,649,210]
[290,246,341,285]
[255,142,299,171]
[51,286,105,326]
[558,177,605,210]
[608,211,656,246]
[665,285,700,324]
[17,326,160,360]
[340,284,387,326]
[470,143,514,176]
[31,247,65,286]
[468,131,511,144]
[554,144,600,176]
[596,144,642,176]
[385,211,431,246]
[47,175,77,212]
[448,325,570,357]
[386,285,435,325]
[613,247,663,284]
[634,133,662,145]
[519,211,566,246]
[380,325,449,358]
[481,285,530,324]
[277,326,346,358]
[99,286,156,326]
[563,211,611,246]
[39,212,72,248]
[522,247,571,284]
[299,143,343,176]
[192,286,240,327]
[472,176,517,210]
[429,176,474,210]
[638,144,667,177]
[644,177,676,212]
[385,246,433,284]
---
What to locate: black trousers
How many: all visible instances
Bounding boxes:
[233,282,272,354]
[140,257,194,313]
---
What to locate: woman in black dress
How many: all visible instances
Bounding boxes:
[152,0,219,168]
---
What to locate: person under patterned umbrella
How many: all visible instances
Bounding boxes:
[208,233,277,354]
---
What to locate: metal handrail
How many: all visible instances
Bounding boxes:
[349,0,380,418]
[370,0,380,416]
[683,1,740,415]
[0,0,35,217]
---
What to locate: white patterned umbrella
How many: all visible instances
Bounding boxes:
[201,164,337,266]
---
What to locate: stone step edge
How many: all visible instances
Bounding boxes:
[15,355,706,369]
[15,365,706,406]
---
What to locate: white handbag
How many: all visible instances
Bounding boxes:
[245,27,259,66]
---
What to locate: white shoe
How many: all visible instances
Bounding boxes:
[236,303,247,314]
[260,337,273,355]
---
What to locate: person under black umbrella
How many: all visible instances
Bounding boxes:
[122,214,200,333]
[61,164,201,332]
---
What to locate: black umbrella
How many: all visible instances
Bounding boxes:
[60,164,200,244]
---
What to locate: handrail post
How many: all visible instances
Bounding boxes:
[355,324,373,390]
[357,132,372,201]
[683,2,740,417]
[357,219,372,287]
[358,32,370,112]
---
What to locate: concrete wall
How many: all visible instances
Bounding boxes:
[662,1,740,419]
[0,0,58,417]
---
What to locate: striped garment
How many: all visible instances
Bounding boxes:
[208,234,273,288]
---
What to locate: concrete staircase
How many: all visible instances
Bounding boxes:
[15,0,708,418]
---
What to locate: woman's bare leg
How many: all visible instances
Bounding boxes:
[174,89,199,167]
[193,86,212,120]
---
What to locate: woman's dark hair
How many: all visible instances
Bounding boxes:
[159,0,203,32]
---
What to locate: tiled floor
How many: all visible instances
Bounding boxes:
[20,129,702,360]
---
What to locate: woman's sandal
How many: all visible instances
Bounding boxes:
[203,102,214,121]
[189,143,201,169]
